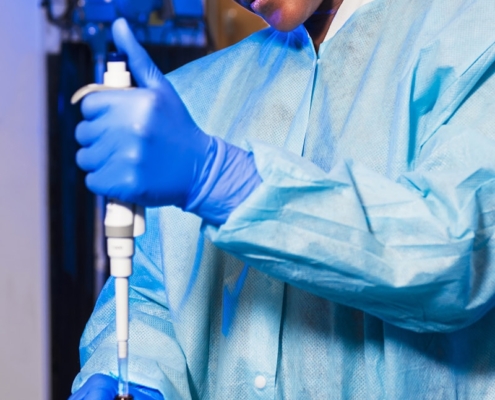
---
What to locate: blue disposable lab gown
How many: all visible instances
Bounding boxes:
[73,0,495,398]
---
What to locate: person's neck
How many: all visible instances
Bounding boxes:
[304,0,344,52]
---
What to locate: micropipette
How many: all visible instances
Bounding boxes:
[72,53,146,400]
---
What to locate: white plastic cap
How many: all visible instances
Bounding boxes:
[104,61,131,88]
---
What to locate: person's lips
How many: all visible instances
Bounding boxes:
[250,0,269,13]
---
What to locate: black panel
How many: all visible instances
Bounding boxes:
[48,42,96,400]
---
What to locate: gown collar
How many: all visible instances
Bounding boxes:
[324,0,377,42]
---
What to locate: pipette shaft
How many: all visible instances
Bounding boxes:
[114,272,130,396]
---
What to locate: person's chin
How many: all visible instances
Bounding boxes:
[269,21,299,32]
[238,0,303,32]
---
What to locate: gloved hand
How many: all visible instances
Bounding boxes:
[76,18,261,224]
[68,374,163,400]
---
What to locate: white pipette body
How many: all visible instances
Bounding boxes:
[102,56,146,398]
[71,55,146,399]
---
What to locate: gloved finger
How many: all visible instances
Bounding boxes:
[75,120,109,147]
[77,124,131,172]
[130,385,164,400]
[76,141,113,172]
[81,89,139,121]
[68,388,85,400]
[69,387,115,400]
[80,93,112,121]
[68,374,117,400]
[112,18,165,90]
[85,161,137,202]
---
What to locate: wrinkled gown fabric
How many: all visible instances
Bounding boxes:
[73,0,495,398]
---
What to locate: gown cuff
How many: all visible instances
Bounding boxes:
[185,136,262,226]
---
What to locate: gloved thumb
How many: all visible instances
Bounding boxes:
[112,18,164,89]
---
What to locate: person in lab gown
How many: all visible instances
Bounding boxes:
[70,0,495,398]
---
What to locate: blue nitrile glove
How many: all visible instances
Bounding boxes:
[75,19,261,225]
[68,374,163,400]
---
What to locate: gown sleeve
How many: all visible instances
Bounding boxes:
[206,55,495,334]
[71,208,192,400]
